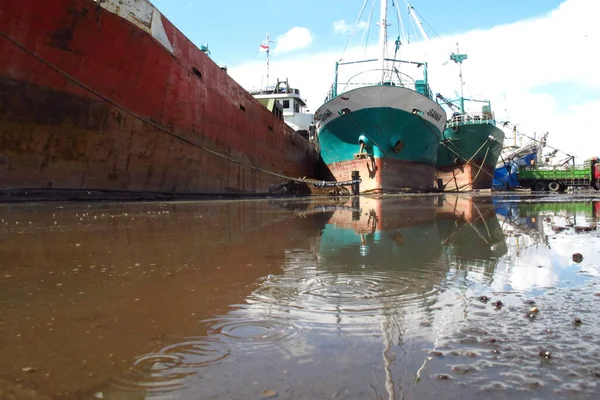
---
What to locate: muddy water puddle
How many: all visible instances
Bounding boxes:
[1,195,600,399]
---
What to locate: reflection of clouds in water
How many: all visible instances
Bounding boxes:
[491,210,600,291]
[549,232,600,276]
[491,250,559,292]
[506,261,558,290]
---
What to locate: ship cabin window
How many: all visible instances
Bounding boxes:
[294,102,300,113]
[282,99,290,109]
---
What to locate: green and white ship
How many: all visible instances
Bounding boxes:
[313,0,447,193]
[435,46,505,191]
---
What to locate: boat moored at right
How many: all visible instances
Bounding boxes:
[435,46,505,192]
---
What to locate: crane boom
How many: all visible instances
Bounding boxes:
[435,93,459,111]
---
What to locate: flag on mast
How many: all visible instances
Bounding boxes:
[259,43,269,52]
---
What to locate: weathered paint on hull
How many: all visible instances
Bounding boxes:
[317,98,444,192]
[436,123,504,192]
[327,157,436,193]
[436,160,497,192]
[0,0,318,196]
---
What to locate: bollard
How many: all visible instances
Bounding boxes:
[352,196,360,221]
[437,195,444,207]
[436,178,444,192]
[351,171,360,195]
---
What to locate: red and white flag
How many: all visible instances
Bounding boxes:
[259,43,269,52]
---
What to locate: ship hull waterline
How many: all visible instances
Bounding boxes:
[0,0,319,199]
[315,85,446,194]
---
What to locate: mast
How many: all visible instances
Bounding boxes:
[407,3,429,41]
[379,0,388,82]
[449,43,468,113]
[266,32,271,87]
[259,32,274,87]
[458,45,464,112]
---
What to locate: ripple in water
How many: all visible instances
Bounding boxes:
[247,258,444,336]
[106,338,229,396]
[162,338,231,367]
[206,317,298,351]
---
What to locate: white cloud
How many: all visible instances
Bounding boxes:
[333,19,368,34]
[229,0,600,160]
[273,27,314,54]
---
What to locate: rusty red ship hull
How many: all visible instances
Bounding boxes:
[0,0,319,198]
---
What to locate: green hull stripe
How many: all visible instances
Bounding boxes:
[437,123,505,168]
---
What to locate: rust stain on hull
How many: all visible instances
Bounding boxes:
[436,160,495,192]
[327,157,436,193]
[0,0,319,197]
[49,0,91,51]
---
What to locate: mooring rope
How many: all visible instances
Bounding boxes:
[0,32,360,190]
[443,140,492,192]
[439,133,496,181]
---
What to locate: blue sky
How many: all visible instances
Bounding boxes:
[153,0,564,67]
[151,0,599,160]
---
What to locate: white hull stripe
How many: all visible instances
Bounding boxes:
[314,85,446,134]
[95,0,174,54]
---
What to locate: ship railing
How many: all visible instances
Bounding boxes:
[446,111,496,127]
[325,69,416,102]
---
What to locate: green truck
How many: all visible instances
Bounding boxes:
[518,157,600,192]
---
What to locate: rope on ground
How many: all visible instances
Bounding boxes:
[309,178,362,188]
[0,32,359,189]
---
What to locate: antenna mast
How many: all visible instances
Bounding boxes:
[260,33,274,87]
[266,32,271,87]
[449,43,468,113]
[379,0,389,82]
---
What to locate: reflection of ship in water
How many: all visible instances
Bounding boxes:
[320,195,507,270]
[436,195,508,284]
[322,195,442,262]
[95,195,511,399]
[310,195,508,398]
[490,198,600,293]
[493,198,600,259]
[314,196,447,400]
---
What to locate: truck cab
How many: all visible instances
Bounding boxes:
[592,157,600,190]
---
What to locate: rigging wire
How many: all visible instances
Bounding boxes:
[390,0,408,78]
[393,0,407,46]
[410,15,420,44]
[340,0,370,59]
[411,4,442,40]
[360,0,377,56]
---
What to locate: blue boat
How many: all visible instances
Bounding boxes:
[492,130,547,190]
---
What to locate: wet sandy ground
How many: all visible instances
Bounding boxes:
[1,193,600,399]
